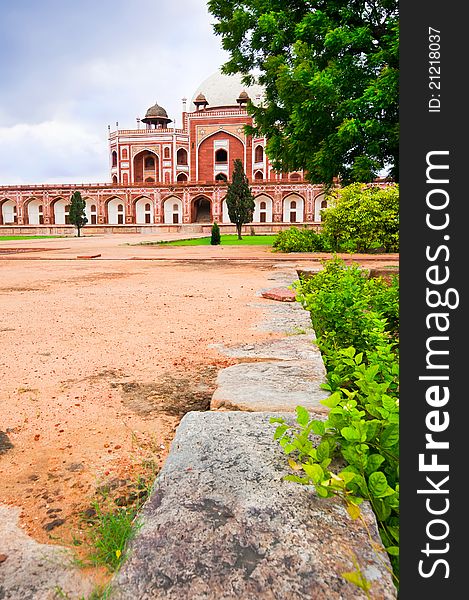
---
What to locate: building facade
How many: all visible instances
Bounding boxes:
[0,72,328,229]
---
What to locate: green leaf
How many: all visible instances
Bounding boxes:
[283,474,311,485]
[380,424,399,448]
[296,405,310,427]
[368,472,388,497]
[311,420,326,435]
[386,546,399,556]
[316,440,331,462]
[321,392,342,408]
[365,453,385,474]
[273,425,288,440]
[303,463,324,484]
[341,426,361,442]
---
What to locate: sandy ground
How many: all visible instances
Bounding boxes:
[0,232,398,583]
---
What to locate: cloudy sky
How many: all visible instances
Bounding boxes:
[0,0,228,184]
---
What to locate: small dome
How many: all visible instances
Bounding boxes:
[142,101,172,124]
[144,102,169,119]
[194,93,208,104]
[238,90,249,99]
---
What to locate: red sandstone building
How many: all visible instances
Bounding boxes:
[0,72,328,232]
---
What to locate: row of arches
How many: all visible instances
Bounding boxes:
[1,194,327,226]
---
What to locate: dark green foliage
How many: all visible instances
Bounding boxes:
[272,227,331,252]
[69,191,88,237]
[211,221,221,245]
[225,159,255,239]
[272,258,399,585]
[208,0,399,184]
[322,183,399,252]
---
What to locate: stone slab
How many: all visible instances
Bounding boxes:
[261,287,297,302]
[0,505,94,600]
[209,334,319,362]
[211,361,328,412]
[109,411,396,600]
[251,301,313,334]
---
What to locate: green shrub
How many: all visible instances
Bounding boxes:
[295,258,399,354]
[272,258,400,586]
[210,222,221,245]
[272,227,331,252]
[322,183,399,252]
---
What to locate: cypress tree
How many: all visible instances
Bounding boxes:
[68,191,88,237]
[225,159,255,240]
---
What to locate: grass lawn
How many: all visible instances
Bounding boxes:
[148,234,277,246]
[0,235,64,241]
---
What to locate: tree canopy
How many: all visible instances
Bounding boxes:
[225,159,255,239]
[208,0,399,184]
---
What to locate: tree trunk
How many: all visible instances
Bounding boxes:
[77,227,81,237]
[237,223,242,240]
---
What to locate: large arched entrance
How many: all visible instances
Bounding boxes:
[192,196,211,223]
[133,150,159,184]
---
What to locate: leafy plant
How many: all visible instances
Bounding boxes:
[322,184,399,252]
[272,227,331,253]
[272,258,399,587]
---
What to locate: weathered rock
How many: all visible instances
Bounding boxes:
[211,361,328,412]
[251,301,313,334]
[261,287,297,302]
[109,412,396,600]
[0,505,94,600]
[210,334,319,362]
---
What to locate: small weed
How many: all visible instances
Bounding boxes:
[84,500,142,572]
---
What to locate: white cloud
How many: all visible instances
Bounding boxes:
[0,121,108,184]
[0,0,228,184]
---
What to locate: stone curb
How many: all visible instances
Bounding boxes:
[109,412,396,600]
[107,267,396,599]
[211,360,329,412]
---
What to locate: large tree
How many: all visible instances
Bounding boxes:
[69,191,88,237]
[208,0,399,184]
[225,159,255,239]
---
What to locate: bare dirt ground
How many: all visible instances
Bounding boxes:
[0,232,398,586]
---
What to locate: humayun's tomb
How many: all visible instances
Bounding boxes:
[0,71,330,234]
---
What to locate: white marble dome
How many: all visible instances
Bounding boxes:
[190,70,264,111]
